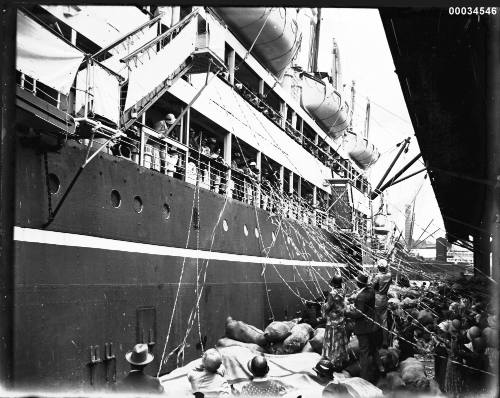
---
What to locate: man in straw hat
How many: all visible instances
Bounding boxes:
[115,343,164,393]
[187,348,230,397]
[346,272,383,382]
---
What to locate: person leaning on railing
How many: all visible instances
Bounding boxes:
[154,113,180,142]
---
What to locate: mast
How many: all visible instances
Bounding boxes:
[311,7,321,72]
[331,38,341,90]
[349,80,356,128]
[364,99,371,139]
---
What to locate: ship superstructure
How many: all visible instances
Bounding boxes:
[10,5,379,389]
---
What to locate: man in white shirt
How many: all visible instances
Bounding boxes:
[187,348,230,397]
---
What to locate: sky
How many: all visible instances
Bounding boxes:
[316,8,445,245]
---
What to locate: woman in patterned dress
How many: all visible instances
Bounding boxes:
[322,275,349,371]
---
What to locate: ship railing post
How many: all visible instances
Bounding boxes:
[312,186,317,226]
[280,101,287,129]
[228,48,235,85]
[256,151,262,208]
[139,113,146,166]
[279,165,284,193]
[224,131,232,197]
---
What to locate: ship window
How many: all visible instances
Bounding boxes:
[222,219,228,232]
[133,196,143,213]
[243,224,248,236]
[110,190,121,208]
[254,227,260,239]
[48,173,60,195]
[162,203,171,220]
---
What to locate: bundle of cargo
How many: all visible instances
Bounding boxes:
[220,316,327,355]
[399,357,431,392]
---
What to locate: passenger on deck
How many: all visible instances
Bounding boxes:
[190,129,202,150]
[240,356,287,396]
[154,113,180,141]
[115,343,164,394]
[188,348,230,397]
[208,137,221,159]
[165,147,179,177]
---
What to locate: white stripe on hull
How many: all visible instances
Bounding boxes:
[13,226,345,268]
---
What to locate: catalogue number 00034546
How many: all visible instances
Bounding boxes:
[449,7,497,15]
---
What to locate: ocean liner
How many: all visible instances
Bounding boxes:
[8,5,379,389]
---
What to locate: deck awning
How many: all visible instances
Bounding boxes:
[16,10,84,95]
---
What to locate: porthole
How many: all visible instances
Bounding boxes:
[254,228,260,239]
[133,196,143,213]
[110,190,121,208]
[162,203,171,220]
[47,173,60,194]
[222,219,228,232]
[243,224,248,236]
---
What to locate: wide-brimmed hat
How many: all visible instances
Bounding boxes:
[165,113,176,124]
[355,273,368,286]
[125,344,154,366]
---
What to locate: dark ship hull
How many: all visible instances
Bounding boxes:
[12,137,344,389]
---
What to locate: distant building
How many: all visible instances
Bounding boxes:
[447,244,474,264]
[436,237,448,262]
[410,240,435,259]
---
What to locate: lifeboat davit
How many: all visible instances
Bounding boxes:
[300,72,350,138]
[215,7,301,79]
[347,134,380,170]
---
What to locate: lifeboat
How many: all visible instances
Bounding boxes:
[215,7,301,79]
[373,214,390,235]
[300,72,350,138]
[347,133,380,170]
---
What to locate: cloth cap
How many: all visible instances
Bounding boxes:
[377,259,388,270]
[356,273,368,285]
[125,344,154,366]
[467,326,482,341]
[438,321,450,332]
[165,113,176,124]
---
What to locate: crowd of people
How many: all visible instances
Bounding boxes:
[312,263,496,397]
[114,261,496,397]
